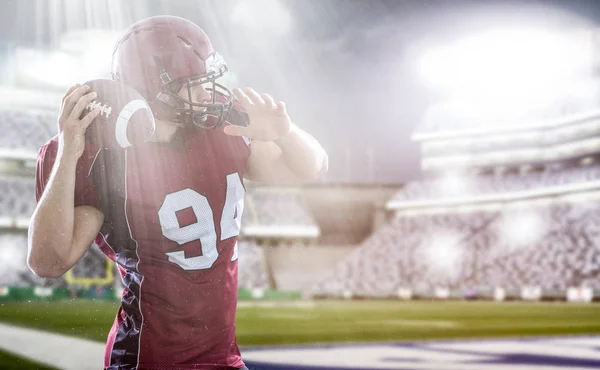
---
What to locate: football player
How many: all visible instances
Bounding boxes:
[27,15,328,370]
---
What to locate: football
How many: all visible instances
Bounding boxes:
[80,79,155,150]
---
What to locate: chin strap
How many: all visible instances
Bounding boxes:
[153,55,172,85]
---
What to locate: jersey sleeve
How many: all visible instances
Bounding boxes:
[35,138,101,209]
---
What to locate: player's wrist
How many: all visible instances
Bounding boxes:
[56,146,82,166]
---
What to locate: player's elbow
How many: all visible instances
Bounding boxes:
[31,268,65,279]
[300,152,329,182]
[315,152,329,179]
[28,259,67,278]
[27,247,68,278]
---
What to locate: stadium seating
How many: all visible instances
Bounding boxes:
[0,178,36,220]
[0,109,56,153]
[313,201,600,297]
[4,107,599,299]
[392,164,600,202]
[245,188,317,227]
[236,240,269,290]
[416,84,600,135]
[0,233,43,286]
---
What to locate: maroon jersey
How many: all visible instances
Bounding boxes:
[36,117,251,370]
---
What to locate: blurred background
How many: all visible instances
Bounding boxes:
[1,0,600,369]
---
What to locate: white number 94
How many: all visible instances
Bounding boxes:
[158,173,244,270]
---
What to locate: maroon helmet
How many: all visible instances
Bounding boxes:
[111,15,233,129]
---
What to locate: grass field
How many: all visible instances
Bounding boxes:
[1,299,600,346]
[1,300,600,369]
[0,349,58,370]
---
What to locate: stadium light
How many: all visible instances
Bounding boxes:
[17,50,78,89]
[500,209,546,248]
[0,242,23,275]
[418,28,592,104]
[231,0,291,34]
[437,171,472,198]
[425,232,462,275]
[15,30,120,90]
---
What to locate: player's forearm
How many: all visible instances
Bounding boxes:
[28,154,78,276]
[274,124,328,179]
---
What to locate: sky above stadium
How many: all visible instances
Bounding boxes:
[1,0,600,183]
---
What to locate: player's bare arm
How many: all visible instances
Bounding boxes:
[224,87,328,184]
[27,84,104,278]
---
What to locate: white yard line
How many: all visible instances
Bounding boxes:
[0,323,104,370]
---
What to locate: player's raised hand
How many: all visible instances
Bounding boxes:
[57,84,101,160]
[223,87,292,142]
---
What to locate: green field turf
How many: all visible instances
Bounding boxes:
[0,348,58,370]
[1,299,600,347]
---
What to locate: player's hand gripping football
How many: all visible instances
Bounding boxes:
[57,84,100,160]
[223,87,292,142]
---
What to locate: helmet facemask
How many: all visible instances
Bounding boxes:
[155,52,234,129]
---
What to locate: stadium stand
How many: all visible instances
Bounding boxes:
[245,187,317,228]
[236,240,269,290]
[415,83,600,135]
[0,233,36,286]
[0,109,56,153]
[313,200,600,298]
[5,107,599,303]
[242,186,321,239]
[0,177,36,220]
[392,163,600,202]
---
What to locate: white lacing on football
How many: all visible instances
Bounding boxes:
[86,100,113,118]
